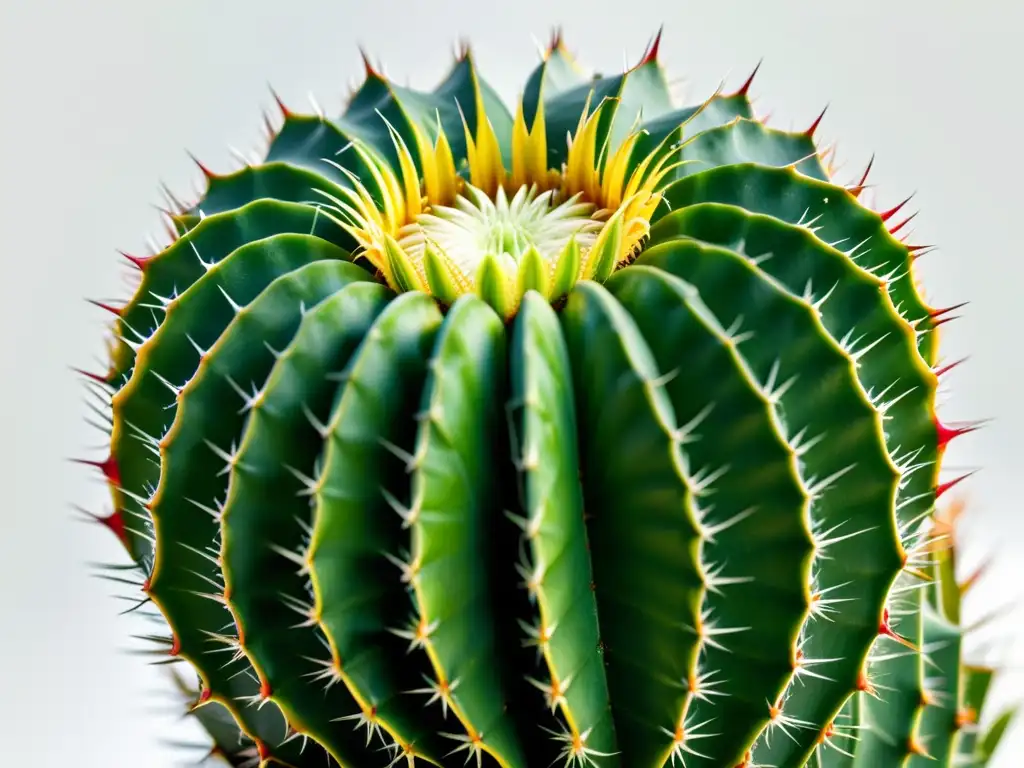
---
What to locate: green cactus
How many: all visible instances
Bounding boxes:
[76,30,1017,768]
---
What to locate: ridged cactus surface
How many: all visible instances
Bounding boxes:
[77,31,1016,768]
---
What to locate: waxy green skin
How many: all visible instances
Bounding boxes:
[83,37,1017,768]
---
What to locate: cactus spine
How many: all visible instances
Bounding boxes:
[77,30,1016,768]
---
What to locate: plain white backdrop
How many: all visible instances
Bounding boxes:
[2,1,1022,765]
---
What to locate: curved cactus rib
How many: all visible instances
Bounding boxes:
[177,164,350,233]
[559,281,704,768]
[218,282,393,764]
[657,163,937,364]
[851,586,927,767]
[816,695,860,767]
[404,295,528,768]
[646,203,938,763]
[952,665,1018,767]
[635,238,901,764]
[179,114,386,224]
[507,292,618,762]
[648,201,936,525]
[262,114,384,195]
[954,666,995,761]
[975,705,1019,767]
[305,292,449,764]
[146,260,375,766]
[169,668,259,767]
[112,200,349,381]
[606,264,812,765]
[906,604,961,767]
[634,90,753,165]
[108,235,353,568]
[672,118,828,182]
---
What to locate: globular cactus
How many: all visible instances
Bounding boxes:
[76,29,1017,768]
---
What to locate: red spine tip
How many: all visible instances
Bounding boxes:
[103,509,128,545]
[805,105,829,138]
[359,47,381,79]
[86,298,124,317]
[118,249,150,271]
[638,26,664,67]
[936,418,984,449]
[878,607,893,636]
[934,356,969,378]
[268,85,291,118]
[737,59,763,97]
[76,505,128,546]
[186,150,217,179]
[72,454,121,486]
[937,472,975,499]
[72,366,113,386]
[878,608,916,649]
[930,301,969,320]
[856,154,875,187]
[887,211,918,235]
[547,26,565,54]
[879,193,914,222]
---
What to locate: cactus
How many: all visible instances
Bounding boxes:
[75,30,1018,768]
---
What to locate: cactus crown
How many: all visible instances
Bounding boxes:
[322,72,676,319]
[77,28,1018,768]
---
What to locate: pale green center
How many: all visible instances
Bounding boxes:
[396,183,604,278]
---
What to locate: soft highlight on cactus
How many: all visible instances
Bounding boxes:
[75,28,1017,768]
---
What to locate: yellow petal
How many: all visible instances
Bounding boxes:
[351,143,405,230]
[432,127,459,206]
[511,100,530,190]
[601,131,642,209]
[382,118,423,219]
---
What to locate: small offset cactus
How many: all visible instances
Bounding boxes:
[77,30,1017,767]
